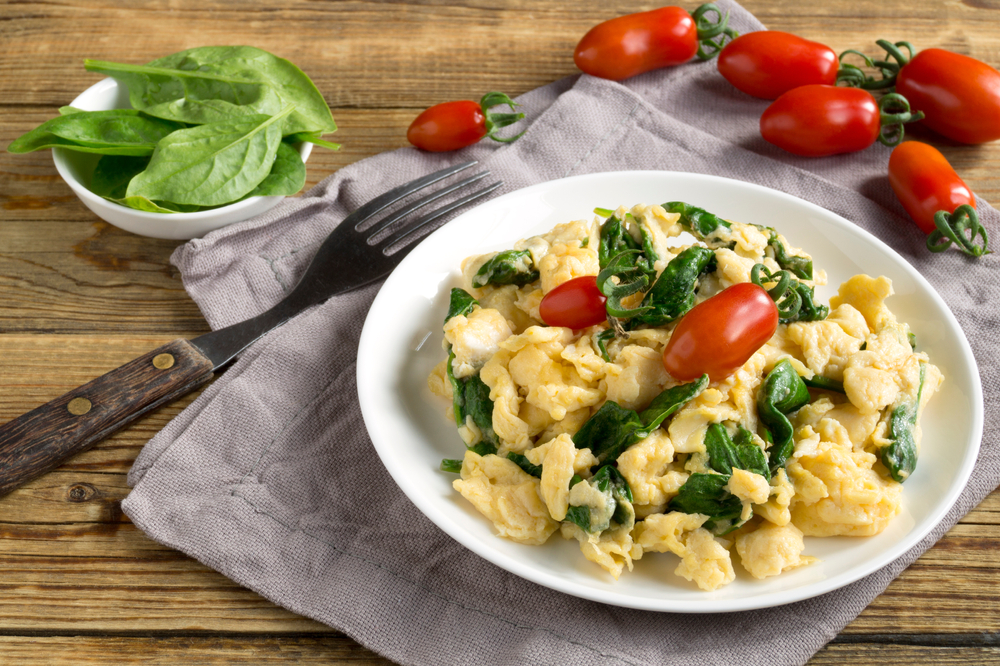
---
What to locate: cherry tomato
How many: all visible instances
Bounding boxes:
[888,141,975,234]
[760,85,922,157]
[717,31,837,100]
[573,4,735,81]
[539,276,608,329]
[662,282,778,382]
[895,48,1000,145]
[407,92,524,152]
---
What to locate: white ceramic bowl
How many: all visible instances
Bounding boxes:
[51,78,313,240]
[357,170,984,612]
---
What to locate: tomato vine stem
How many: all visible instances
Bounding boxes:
[480,92,526,144]
[692,3,738,60]
[877,93,923,147]
[927,204,991,257]
[836,40,915,90]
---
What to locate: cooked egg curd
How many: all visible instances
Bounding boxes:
[428,203,941,591]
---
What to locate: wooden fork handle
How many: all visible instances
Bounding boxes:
[0,339,214,498]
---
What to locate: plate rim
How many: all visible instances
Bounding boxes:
[357,169,984,613]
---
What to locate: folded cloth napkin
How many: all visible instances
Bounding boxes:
[122,2,1000,664]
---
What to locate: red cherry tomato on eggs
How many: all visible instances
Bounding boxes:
[539,276,608,329]
[663,282,778,383]
[896,48,1000,145]
[888,141,975,234]
[573,4,736,81]
[717,31,837,99]
[407,92,525,152]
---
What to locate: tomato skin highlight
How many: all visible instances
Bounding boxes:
[760,85,881,157]
[539,276,608,329]
[896,49,1000,145]
[888,141,976,235]
[573,7,698,81]
[718,31,837,100]
[662,282,779,383]
[407,100,487,152]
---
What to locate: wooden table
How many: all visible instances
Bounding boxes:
[1,1,997,663]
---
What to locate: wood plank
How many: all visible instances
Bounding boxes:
[2,0,1000,663]
[811,643,1000,665]
[0,548,329,632]
[0,335,203,475]
[0,636,998,665]
[0,342,997,637]
[0,511,995,632]
[0,635,394,665]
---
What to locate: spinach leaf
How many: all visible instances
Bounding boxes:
[243,141,306,198]
[668,473,745,535]
[445,347,498,457]
[110,195,202,213]
[665,202,814,280]
[598,212,640,268]
[8,109,182,155]
[564,465,634,534]
[704,423,741,476]
[594,328,615,362]
[85,46,337,137]
[802,375,845,394]
[757,358,811,473]
[471,249,538,288]
[573,377,708,463]
[506,452,542,478]
[440,459,463,473]
[663,201,731,240]
[442,289,482,429]
[732,426,770,478]
[126,107,292,206]
[444,288,478,324]
[759,227,813,280]
[284,131,341,151]
[563,506,591,532]
[597,212,656,277]
[90,155,150,199]
[572,400,644,463]
[881,362,926,483]
[704,423,769,479]
[636,374,709,436]
[632,246,716,327]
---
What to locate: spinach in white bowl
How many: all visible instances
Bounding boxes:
[9,46,337,225]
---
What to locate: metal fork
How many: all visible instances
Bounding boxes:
[0,161,502,497]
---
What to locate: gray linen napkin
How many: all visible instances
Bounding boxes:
[122,2,1000,664]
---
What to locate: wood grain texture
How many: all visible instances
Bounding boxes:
[0,339,214,497]
[1,0,998,664]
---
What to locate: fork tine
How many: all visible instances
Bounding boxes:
[364,171,491,240]
[378,180,504,253]
[347,160,478,231]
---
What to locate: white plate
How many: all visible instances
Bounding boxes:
[356,170,983,612]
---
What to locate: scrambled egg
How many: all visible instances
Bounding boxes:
[431,203,942,591]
